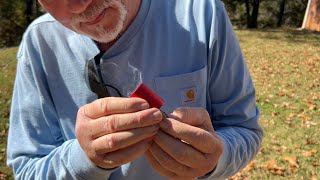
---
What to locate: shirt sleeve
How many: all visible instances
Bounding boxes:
[6,43,116,179]
[200,1,264,179]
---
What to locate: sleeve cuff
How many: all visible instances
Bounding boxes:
[69,140,118,180]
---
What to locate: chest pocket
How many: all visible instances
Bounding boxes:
[154,66,207,113]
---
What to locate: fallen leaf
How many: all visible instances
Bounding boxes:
[271,111,279,117]
[308,103,316,110]
[312,161,320,167]
[242,160,256,172]
[306,121,317,126]
[283,156,299,168]
[286,113,295,121]
[303,149,317,157]
[264,160,285,175]
[283,156,299,173]
[311,95,318,100]
[298,113,311,121]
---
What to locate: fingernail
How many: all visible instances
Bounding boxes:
[153,110,163,120]
[140,102,150,110]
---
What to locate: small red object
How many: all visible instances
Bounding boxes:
[130,83,164,109]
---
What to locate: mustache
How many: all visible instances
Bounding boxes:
[71,0,120,24]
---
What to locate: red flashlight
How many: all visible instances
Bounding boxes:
[130,83,168,118]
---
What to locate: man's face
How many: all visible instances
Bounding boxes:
[38,0,128,43]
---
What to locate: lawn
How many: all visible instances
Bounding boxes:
[0,29,319,179]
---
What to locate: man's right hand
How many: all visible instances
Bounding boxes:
[75,97,163,169]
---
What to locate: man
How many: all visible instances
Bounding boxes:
[7,0,263,179]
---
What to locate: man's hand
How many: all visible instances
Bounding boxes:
[145,107,223,180]
[75,97,163,169]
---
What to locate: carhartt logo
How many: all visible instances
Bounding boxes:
[181,87,197,104]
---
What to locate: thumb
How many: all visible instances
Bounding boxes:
[168,107,213,131]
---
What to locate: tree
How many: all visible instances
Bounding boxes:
[0,0,43,47]
[246,0,262,28]
[0,0,25,47]
[26,0,34,25]
[222,0,308,28]
[277,0,287,27]
[222,0,262,28]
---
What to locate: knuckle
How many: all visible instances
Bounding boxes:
[99,98,110,114]
[195,131,206,144]
[77,106,90,121]
[201,108,210,116]
[176,148,190,162]
[185,108,192,119]
[88,146,99,159]
[177,107,191,121]
[75,120,86,140]
[105,134,117,150]
[75,124,82,139]
[198,107,210,119]
[105,115,118,133]
[158,155,171,168]
[124,98,141,111]
[133,112,143,127]
[77,106,85,117]
[102,154,119,168]
[122,101,129,111]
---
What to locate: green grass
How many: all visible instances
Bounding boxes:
[231,29,320,179]
[0,29,319,179]
[0,47,16,180]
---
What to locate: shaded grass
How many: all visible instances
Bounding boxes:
[0,29,319,179]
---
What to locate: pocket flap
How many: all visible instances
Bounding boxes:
[154,66,207,113]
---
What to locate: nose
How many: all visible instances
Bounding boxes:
[68,0,92,14]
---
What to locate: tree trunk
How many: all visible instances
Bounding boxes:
[35,0,41,16]
[25,0,33,25]
[245,0,251,28]
[248,0,260,28]
[277,0,286,27]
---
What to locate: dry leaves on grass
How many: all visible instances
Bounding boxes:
[227,161,256,180]
[242,160,256,172]
[302,149,317,157]
[282,156,299,173]
[263,160,285,176]
[312,161,320,167]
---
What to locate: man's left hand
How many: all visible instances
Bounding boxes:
[145,107,224,180]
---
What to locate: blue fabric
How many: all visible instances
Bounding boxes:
[7,0,263,179]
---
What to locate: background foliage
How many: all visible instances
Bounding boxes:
[0,0,42,48]
[0,0,311,48]
[223,0,308,28]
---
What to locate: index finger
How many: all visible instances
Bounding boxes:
[82,97,150,119]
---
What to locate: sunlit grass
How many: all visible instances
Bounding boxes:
[231,29,320,179]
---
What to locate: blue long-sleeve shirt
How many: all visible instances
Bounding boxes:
[7,0,263,179]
